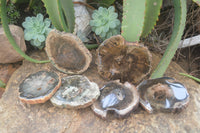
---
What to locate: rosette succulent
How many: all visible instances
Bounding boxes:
[90,6,121,40]
[22,13,52,49]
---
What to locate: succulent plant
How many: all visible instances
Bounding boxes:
[90,6,121,40]
[22,13,52,49]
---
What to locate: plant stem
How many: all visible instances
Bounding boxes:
[1,0,50,63]
[179,73,200,83]
[150,0,187,79]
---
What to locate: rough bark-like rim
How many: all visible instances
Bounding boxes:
[18,70,61,104]
[137,77,190,113]
[45,30,92,74]
[50,75,100,109]
[96,35,152,84]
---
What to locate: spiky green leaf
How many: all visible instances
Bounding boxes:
[141,0,162,37]
[121,0,146,42]
[42,0,63,30]
[60,0,75,33]
[57,0,69,32]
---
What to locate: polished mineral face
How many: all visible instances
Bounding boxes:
[91,81,139,119]
[50,75,100,109]
[45,30,92,74]
[137,77,190,113]
[96,35,152,84]
[101,88,125,109]
[19,70,61,104]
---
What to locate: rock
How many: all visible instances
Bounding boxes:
[0,25,26,63]
[0,63,21,98]
[0,51,200,132]
[73,0,92,42]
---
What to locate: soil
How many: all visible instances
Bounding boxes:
[0,63,21,98]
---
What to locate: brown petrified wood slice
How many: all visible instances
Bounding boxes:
[19,70,61,104]
[45,30,92,74]
[137,77,190,113]
[96,35,152,84]
[50,75,100,109]
[91,81,139,119]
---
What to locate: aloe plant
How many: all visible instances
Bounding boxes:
[122,0,162,42]
[0,0,50,63]
[42,0,75,33]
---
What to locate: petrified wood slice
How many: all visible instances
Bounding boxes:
[137,77,189,113]
[19,70,61,104]
[91,81,139,119]
[45,30,92,74]
[50,75,100,109]
[96,35,152,84]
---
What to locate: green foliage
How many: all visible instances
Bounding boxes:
[10,0,29,4]
[141,0,162,37]
[91,0,115,7]
[22,13,52,49]
[121,0,146,42]
[0,79,5,88]
[151,0,187,78]
[122,0,162,42]
[90,6,120,40]
[6,3,20,24]
[1,0,50,63]
[42,0,75,33]
[0,2,20,24]
[60,0,75,33]
[30,0,46,15]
